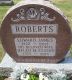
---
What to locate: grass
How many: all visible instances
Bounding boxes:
[0,0,72,61]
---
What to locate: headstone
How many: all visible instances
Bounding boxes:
[0,0,72,63]
[0,0,13,5]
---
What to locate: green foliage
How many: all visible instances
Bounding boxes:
[0,76,8,80]
[29,74,39,80]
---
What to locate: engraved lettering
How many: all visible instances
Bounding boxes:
[38,26,42,32]
[49,26,53,32]
[27,26,32,32]
[11,24,58,34]
[14,38,56,56]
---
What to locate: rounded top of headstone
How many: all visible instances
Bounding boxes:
[0,0,72,63]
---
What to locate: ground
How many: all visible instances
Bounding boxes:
[0,0,72,61]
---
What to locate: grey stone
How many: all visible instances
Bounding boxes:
[0,0,13,5]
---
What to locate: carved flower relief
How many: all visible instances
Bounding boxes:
[40,8,56,21]
[11,7,56,22]
[19,9,25,19]
[26,8,38,20]
[11,9,25,22]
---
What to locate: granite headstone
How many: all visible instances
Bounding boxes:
[0,0,72,63]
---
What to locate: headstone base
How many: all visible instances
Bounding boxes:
[0,53,72,67]
[0,53,72,78]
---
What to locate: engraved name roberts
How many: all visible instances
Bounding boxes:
[11,24,58,34]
